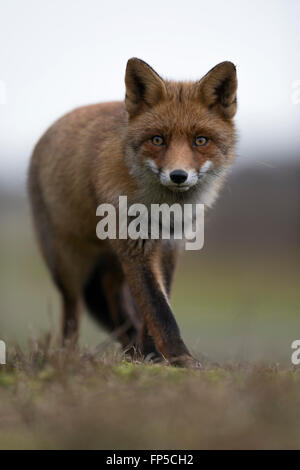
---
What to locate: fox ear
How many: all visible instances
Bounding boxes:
[125,58,166,118]
[198,61,237,119]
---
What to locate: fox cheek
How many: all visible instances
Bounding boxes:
[142,142,165,161]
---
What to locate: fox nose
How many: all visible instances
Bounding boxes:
[170,169,188,184]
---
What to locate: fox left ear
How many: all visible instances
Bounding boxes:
[125,58,166,118]
[197,61,237,119]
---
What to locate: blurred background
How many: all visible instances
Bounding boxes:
[1,0,299,364]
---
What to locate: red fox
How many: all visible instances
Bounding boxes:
[28,58,237,367]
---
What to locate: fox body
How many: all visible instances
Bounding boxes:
[28,58,237,367]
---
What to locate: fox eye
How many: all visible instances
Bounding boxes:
[151,135,165,146]
[194,136,209,147]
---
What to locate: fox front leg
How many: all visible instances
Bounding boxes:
[117,242,201,368]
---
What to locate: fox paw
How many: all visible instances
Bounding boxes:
[169,355,202,369]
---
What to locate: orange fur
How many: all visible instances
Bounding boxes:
[28,58,238,367]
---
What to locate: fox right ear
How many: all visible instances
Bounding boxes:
[198,61,238,119]
[125,58,166,118]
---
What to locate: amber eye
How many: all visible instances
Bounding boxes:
[194,136,209,147]
[151,135,165,146]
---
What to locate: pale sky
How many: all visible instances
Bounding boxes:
[0,0,300,185]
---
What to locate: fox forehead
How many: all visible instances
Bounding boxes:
[127,81,235,145]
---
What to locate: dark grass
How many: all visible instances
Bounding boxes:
[1,336,300,450]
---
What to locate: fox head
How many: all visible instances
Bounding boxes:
[123,58,237,205]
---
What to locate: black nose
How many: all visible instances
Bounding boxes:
[170,169,188,184]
